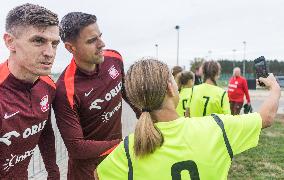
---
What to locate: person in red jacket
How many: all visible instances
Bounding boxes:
[228,67,251,115]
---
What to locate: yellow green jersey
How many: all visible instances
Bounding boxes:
[97,113,262,180]
[176,87,192,117]
[188,83,231,117]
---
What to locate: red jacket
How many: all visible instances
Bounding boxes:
[228,76,250,103]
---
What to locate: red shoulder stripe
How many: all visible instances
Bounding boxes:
[64,58,77,109]
[99,144,119,157]
[40,76,56,89]
[103,49,123,62]
[0,61,10,85]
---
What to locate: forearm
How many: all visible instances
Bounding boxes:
[38,120,60,179]
[55,112,121,159]
[244,89,251,103]
[258,86,281,128]
[243,80,251,103]
[245,92,250,103]
[64,139,120,159]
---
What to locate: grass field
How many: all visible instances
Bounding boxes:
[229,115,284,179]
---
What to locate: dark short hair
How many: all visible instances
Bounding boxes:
[5,3,58,35]
[60,12,97,42]
[171,66,183,77]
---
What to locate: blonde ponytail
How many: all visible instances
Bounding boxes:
[134,112,164,157]
[125,59,169,157]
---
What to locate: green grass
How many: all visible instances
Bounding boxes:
[217,80,229,88]
[229,117,284,179]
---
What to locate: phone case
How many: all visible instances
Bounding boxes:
[254,56,268,86]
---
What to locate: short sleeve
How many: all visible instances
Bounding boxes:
[97,141,128,180]
[222,92,231,115]
[219,113,262,155]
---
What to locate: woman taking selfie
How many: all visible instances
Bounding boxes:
[96,58,280,180]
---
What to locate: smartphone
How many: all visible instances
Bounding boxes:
[254,56,269,86]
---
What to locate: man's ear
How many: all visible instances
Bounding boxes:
[167,81,175,97]
[64,42,76,54]
[3,33,16,52]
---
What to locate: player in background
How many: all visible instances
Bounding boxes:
[171,65,183,81]
[53,12,140,180]
[188,61,231,117]
[175,71,194,117]
[0,3,60,179]
[95,58,280,180]
[194,65,203,85]
[228,67,251,115]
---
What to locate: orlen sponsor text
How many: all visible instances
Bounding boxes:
[0,120,47,146]
[89,82,122,110]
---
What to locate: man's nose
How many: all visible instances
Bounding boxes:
[43,44,55,58]
[97,37,105,49]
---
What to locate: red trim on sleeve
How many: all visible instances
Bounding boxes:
[0,61,10,85]
[103,49,123,61]
[99,144,119,157]
[64,58,77,109]
[40,76,56,89]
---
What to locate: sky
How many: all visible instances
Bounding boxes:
[0,0,284,72]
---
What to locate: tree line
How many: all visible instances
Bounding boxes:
[190,58,284,77]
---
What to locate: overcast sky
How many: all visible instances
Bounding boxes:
[1,0,284,72]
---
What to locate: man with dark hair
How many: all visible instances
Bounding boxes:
[53,12,140,180]
[0,3,60,179]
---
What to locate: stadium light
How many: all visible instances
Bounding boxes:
[232,49,237,67]
[208,50,212,60]
[155,44,159,59]
[175,25,180,66]
[243,41,246,77]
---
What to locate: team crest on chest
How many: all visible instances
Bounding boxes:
[40,95,49,112]
[108,65,119,79]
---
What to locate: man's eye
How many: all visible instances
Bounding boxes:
[33,38,45,45]
[87,38,97,44]
[52,41,60,48]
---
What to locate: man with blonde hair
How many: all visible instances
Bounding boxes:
[228,67,251,115]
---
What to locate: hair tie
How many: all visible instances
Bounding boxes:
[142,108,151,112]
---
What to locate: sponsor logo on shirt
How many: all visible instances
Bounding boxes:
[4,111,20,120]
[22,120,47,139]
[3,148,35,172]
[89,82,122,110]
[0,131,20,146]
[108,65,119,79]
[40,95,49,112]
[228,84,237,88]
[101,102,122,123]
[0,120,47,146]
[85,88,94,97]
[89,99,104,110]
